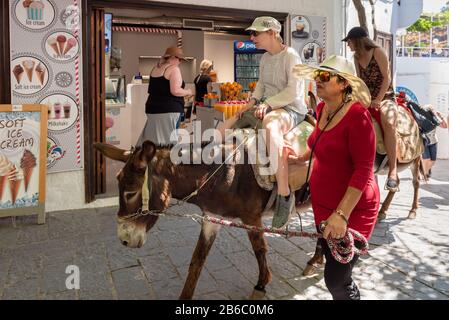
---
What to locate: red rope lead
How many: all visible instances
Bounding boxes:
[203,215,369,264]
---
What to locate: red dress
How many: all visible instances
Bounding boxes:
[308,102,380,239]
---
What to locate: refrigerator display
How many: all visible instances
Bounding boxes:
[234,41,265,91]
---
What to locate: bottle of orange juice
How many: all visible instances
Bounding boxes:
[215,101,224,115]
[224,101,230,120]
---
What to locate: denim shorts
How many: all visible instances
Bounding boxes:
[284,106,306,128]
[423,143,437,161]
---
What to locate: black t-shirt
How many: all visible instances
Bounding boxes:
[194,74,211,102]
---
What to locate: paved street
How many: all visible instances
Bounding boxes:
[0,160,448,300]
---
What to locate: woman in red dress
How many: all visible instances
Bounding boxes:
[291,55,380,300]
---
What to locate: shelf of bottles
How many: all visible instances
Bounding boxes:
[235,53,263,91]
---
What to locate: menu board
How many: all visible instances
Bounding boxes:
[0,104,47,224]
[9,0,84,173]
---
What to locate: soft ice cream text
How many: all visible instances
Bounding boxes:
[0,118,34,150]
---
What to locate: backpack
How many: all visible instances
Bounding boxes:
[405,101,441,135]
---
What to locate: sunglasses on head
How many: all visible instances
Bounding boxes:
[313,70,344,82]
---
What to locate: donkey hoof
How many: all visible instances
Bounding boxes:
[250,288,266,300]
[302,264,317,276]
[378,212,387,221]
[408,210,417,219]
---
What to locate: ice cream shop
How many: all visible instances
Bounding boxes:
[0,0,407,216]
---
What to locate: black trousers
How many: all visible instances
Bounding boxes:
[319,238,361,300]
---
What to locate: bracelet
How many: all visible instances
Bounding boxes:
[334,209,349,225]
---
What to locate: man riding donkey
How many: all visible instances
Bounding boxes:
[217,16,308,228]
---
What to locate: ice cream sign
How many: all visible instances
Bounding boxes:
[12,0,57,31]
[0,105,47,217]
[11,55,51,96]
[43,30,79,62]
[0,117,35,150]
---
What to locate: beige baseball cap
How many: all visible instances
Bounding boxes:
[245,16,282,33]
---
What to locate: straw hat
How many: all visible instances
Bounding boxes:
[293,55,371,107]
[163,46,187,61]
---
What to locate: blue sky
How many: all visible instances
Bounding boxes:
[423,0,447,13]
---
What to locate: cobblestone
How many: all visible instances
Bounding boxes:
[0,160,448,300]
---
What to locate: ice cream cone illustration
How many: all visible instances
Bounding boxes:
[0,175,6,201]
[20,149,37,192]
[0,155,13,201]
[8,165,23,205]
[57,35,67,57]
[63,38,77,56]
[13,64,24,84]
[22,60,35,82]
[35,62,46,85]
[47,38,60,57]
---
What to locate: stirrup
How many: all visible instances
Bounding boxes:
[385,177,400,192]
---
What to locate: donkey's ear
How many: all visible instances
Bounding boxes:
[139,140,157,164]
[93,142,130,163]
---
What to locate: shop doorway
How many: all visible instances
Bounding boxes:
[83,0,287,201]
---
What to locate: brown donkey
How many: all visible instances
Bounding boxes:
[94,140,304,299]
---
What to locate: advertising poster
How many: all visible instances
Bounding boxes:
[9,0,83,173]
[0,104,47,223]
[289,15,327,100]
[290,15,327,67]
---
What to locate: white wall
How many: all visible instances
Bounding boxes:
[204,33,250,83]
[152,0,342,55]
[396,57,449,159]
[46,171,118,212]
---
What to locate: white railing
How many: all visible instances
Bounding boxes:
[396,46,449,58]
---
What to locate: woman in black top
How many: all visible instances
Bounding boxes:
[191,59,213,116]
[137,46,192,146]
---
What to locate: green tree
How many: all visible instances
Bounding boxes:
[407,16,442,32]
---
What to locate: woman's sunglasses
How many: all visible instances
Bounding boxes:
[313,70,344,82]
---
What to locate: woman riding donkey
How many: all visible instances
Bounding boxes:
[217,16,308,228]
[289,55,380,299]
[343,27,400,192]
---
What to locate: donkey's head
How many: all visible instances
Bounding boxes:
[94,141,160,248]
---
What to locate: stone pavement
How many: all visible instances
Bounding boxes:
[0,160,448,300]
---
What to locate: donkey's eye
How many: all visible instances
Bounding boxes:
[124,191,137,200]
